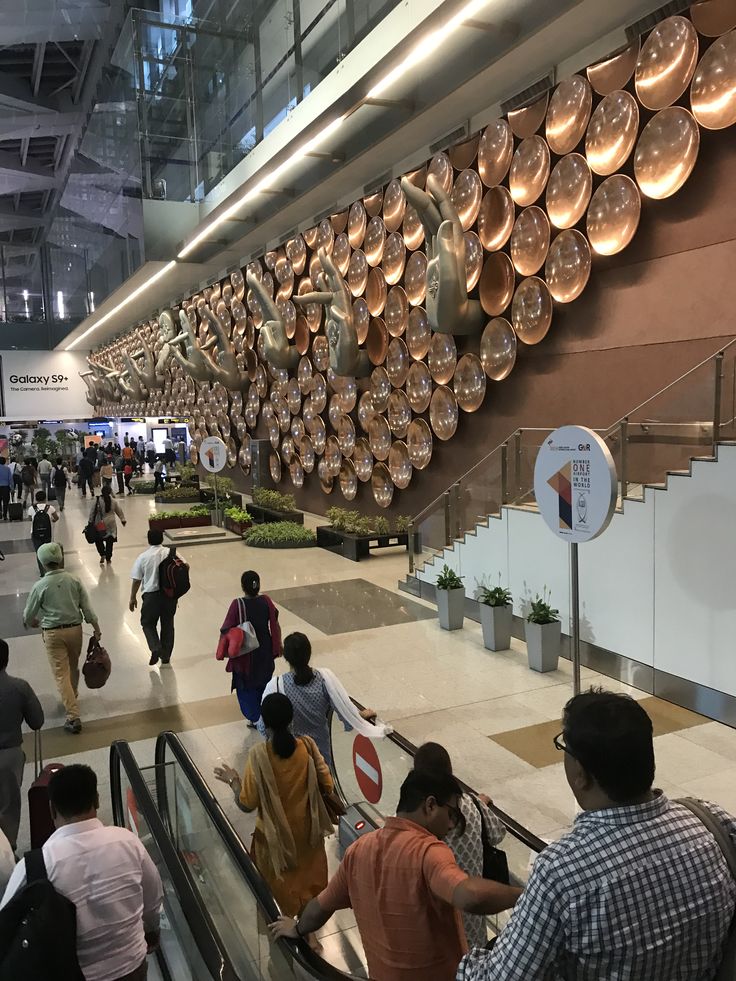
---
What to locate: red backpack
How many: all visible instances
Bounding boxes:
[159,548,190,600]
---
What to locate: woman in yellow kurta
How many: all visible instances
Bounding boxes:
[215,691,335,916]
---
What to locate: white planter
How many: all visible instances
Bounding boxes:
[437,586,465,630]
[525,620,561,672]
[479,603,513,651]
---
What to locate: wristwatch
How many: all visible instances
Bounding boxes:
[294,918,303,939]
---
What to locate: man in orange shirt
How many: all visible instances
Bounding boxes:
[270,769,521,980]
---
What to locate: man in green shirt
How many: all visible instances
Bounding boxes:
[23,542,102,734]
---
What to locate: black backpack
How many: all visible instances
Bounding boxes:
[31,505,52,544]
[0,849,85,981]
[21,465,34,487]
[159,548,190,600]
[53,466,67,488]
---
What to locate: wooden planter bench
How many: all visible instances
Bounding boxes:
[316,525,415,562]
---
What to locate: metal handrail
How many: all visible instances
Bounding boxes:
[109,740,240,981]
[154,731,362,981]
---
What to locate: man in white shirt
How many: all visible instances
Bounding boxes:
[1,764,163,981]
[162,436,175,467]
[36,453,52,496]
[129,529,182,666]
[145,439,156,470]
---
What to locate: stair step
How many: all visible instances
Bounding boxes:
[645,482,667,490]
[691,455,717,462]
[666,469,690,477]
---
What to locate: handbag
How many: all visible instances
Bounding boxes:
[298,732,346,825]
[678,798,736,980]
[235,598,259,656]
[82,636,111,689]
[83,500,105,544]
[470,796,510,884]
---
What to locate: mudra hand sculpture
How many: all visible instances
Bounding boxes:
[294,248,370,377]
[200,303,252,392]
[246,270,299,372]
[80,371,101,408]
[401,174,484,335]
[120,353,147,401]
[164,307,218,383]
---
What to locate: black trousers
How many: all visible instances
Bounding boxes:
[95,535,114,561]
[141,590,177,661]
[0,486,10,519]
[153,473,165,492]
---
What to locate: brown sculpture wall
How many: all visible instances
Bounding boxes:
[270,127,736,517]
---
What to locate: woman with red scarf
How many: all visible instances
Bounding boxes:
[218,570,282,727]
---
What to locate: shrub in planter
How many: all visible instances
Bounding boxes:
[252,487,297,512]
[133,480,155,493]
[244,521,316,548]
[326,507,408,537]
[435,565,465,631]
[148,510,182,530]
[525,588,561,673]
[476,577,513,652]
[158,485,200,502]
[224,505,253,535]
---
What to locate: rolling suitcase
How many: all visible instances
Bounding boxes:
[8,502,22,521]
[28,731,64,849]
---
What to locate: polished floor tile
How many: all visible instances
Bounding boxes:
[0,537,37,554]
[268,578,437,634]
[0,590,41,636]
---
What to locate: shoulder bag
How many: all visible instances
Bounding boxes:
[470,795,510,884]
[83,500,105,545]
[82,636,111,690]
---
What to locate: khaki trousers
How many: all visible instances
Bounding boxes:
[42,624,82,720]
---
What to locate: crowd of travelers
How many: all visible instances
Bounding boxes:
[0,467,735,980]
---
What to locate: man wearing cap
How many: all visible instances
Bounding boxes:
[23,543,101,734]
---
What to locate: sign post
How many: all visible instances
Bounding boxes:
[533,426,617,694]
[199,436,227,525]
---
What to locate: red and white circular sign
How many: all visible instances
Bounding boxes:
[352,735,383,805]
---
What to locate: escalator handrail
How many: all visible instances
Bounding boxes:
[332,701,547,856]
[109,739,241,981]
[154,730,363,981]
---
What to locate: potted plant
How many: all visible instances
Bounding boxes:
[477,577,513,651]
[180,505,212,528]
[224,505,253,536]
[525,587,561,673]
[435,565,465,631]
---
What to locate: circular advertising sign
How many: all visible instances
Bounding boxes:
[533,425,617,543]
[199,435,228,473]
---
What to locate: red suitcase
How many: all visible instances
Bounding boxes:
[28,730,64,848]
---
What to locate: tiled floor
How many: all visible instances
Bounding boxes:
[3,485,736,860]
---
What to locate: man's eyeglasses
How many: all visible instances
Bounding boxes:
[439,800,466,834]
[553,731,573,756]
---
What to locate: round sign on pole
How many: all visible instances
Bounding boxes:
[534,425,617,544]
[352,735,383,805]
[199,435,227,473]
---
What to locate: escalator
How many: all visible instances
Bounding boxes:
[110,709,546,978]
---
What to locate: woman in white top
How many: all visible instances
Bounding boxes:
[257,632,391,770]
[89,484,126,565]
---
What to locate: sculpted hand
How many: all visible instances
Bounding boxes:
[401,174,484,336]
[246,271,299,371]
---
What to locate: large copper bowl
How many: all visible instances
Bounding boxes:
[311,372,327,412]
[269,451,282,483]
[508,94,548,138]
[510,207,550,276]
[358,391,375,432]
[585,90,639,176]
[297,277,322,333]
[546,153,592,229]
[479,252,515,316]
[371,463,394,508]
[353,298,370,344]
[511,277,553,345]
[289,458,305,489]
[386,337,410,386]
[407,418,433,469]
[388,441,412,490]
[545,230,592,303]
[690,0,736,36]
[368,414,391,460]
[367,317,389,365]
[298,356,313,395]
[325,435,342,477]
[403,205,425,250]
[331,210,348,234]
[449,133,479,170]
[546,75,593,154]
[451,169,483,230]
[407,307,431,360]
[383,179,406,233]
[364,217,386,267]
[478,186,515,251]
[427,152,453,193]
[509,137,550,206]
[348,249,369,296]
[428,331,457,384]
[286,377,301,414]
[318,458,333,494]
[385,286,409,337]
[286,235,307,275]
[370,366,391,411]
[480,317,517,381]
[478,119,514,186]
[454,353,487,412]
[383,232,406,286]
[353,438,373,481]
[635,16,699,110]
[348,201,367,248]
[430,385,459,440]
[312,336,329,372]
[586,174,641,255]
[405,251,427,306]
[587,39,640,95]
[337,414,356,456]
[300,435,315,473]
[406,361,432,412]
[311,415,327,455]
[317,219,334,255]
[333,233,351,276]
[339,459,358,500]
[691,30,736,129]
[634,107,700,199]
[363,189,383,217]
[366,267,388,317]
[464,232,484,291]
[388,389,412,437]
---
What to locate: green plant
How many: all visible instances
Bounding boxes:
[158,485,200,501]
[211,475,234,496]
[436,565,464,591]
[394,515,411,533]
[31,426,53,458]
[326,506,348,530]
[527,587,559,625]
[477,575,512,608]
[244,521,315,547]
[373,516,390,535]
[134,480,155,493]
[252,487,297,512]
[188,504,211,517]
[224,505,252,523]
[178,462,198,485]
[149,510,182,520]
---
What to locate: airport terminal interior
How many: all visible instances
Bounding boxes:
[3,0,736,977]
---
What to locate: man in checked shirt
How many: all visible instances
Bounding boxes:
[458,689,736,981]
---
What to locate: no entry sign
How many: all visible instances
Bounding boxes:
[352,735,383,804]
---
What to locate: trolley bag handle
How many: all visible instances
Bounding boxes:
[34,728,43,778]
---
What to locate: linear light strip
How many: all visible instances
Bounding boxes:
[65,260,178,351]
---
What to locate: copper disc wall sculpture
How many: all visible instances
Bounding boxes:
[90,11,736,509]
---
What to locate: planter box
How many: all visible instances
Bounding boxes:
[225,516,252,536]
[316,525,417,562]
[249,503,304,525]
[247,538,316,549]
[479,603,513,651]
[525,620,561,673]
[179,516,211,528]
[437,586,465,630]
[148,517,181,531]
[155,494,200,504]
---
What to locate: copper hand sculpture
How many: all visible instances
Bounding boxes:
[165,307,218,383]
[294,248,370,377]
[132,336,165,392]
[79,371,101,408]
[246,270,299,372]
[401,174,484,335]
[199,303,252,392]
[120,353,147,401]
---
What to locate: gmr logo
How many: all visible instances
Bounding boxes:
[578,443,591,451]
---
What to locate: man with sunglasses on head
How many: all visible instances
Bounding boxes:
[270,768,521,981]
[458,689,736,981]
